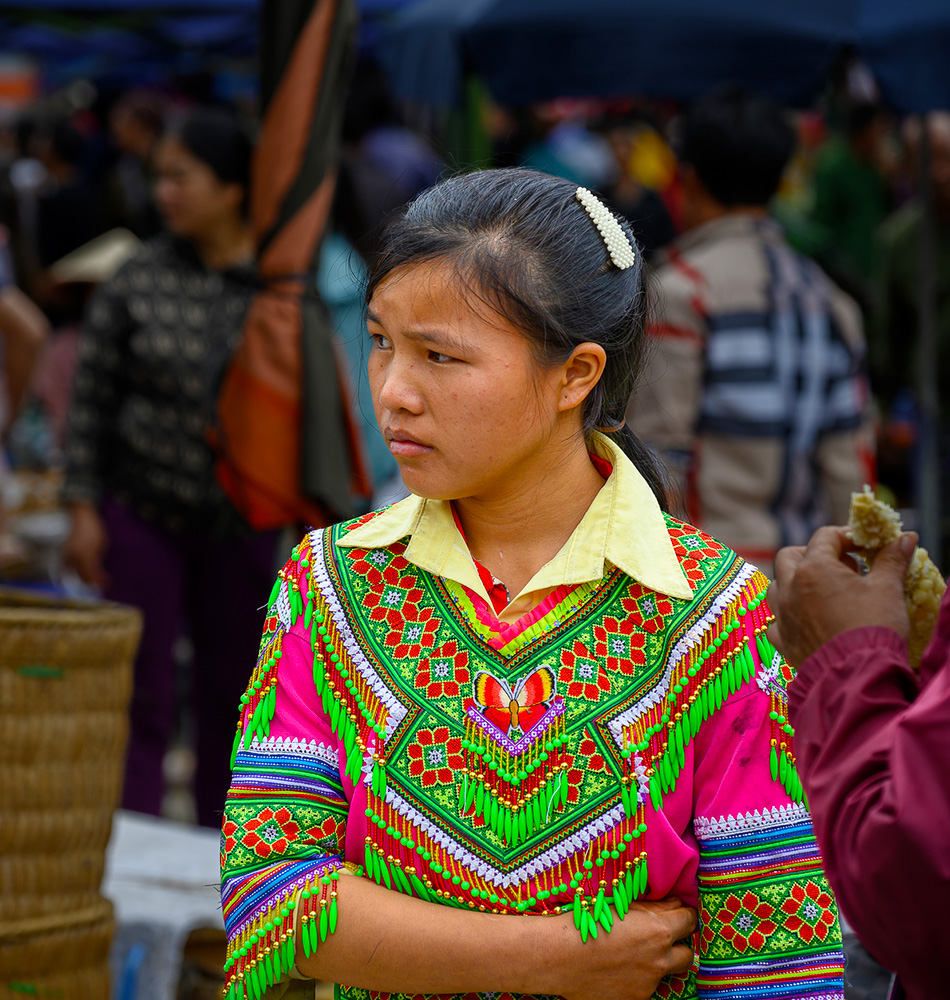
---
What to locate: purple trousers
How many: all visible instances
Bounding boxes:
[102,495,279,828]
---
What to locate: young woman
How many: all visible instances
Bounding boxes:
[220,169,845,1000]
[62,108,278,826]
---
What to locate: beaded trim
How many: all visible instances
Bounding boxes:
[575,187,637,270]
[223,522,810,995]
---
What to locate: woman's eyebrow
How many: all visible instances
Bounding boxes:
[367,311,471,354]
[403,327,472,354]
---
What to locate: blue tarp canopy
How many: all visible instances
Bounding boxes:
[0,1,414,88]
[5,1,256,9]
[381,0,950,113]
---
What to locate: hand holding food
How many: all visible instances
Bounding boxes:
[848,486,946,668]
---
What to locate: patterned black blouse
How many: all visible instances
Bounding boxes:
[63,235,256,536]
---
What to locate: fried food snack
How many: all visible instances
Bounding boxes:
[848,485,946,669]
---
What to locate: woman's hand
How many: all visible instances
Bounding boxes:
[550,898,697,1000]
[63,502,109,589]
[299,875,696,1000]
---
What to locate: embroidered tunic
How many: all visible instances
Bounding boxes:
[220,439,845,1000]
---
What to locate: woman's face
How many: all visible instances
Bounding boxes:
[367,261,574,503]
[153,135,243,240]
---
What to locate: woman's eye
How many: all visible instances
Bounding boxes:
[429,351,453,363]
[370,333,391,350]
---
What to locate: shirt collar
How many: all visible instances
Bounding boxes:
[337,433,693,604]
[669,211,782,256]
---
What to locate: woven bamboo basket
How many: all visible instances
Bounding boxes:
[0,899,114,997]
[0,587,141,996]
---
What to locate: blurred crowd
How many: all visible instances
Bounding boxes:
[0,57,948,832]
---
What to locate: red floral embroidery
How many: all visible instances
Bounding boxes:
[578,735,607,772]
[348,546,411,589]
[384,606,441,659]
[407,727,464,787]
[668,524,724,585]
[362,575,425,624]
[415,639,471,698]
[780,881,836,943]
[559,639,611,701]
[655,971,694,1000]
[593,615,648,674]
[714,891,779,952]
[240,806,301,859]
[559,753,586,805]
[303,815,343,853]
[358,568,442,658]
[221,818,239,856]
[343,510,382,533]
[620,586,673,634]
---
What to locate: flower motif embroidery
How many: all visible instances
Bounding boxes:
[415,640,471,699]
[593,615,648,674]
[559,640,611,701]
[303,815,343,854]
[343,510,382,534]
[407,726,464,787]
[619,585,673,634]
[364,578,424,624]
[221,817,239,854]
[239,806,301,859]
[559,753,586,805]
[780,881,836,943]
[714,891,778,953]
[668,524,723,585]
[348,546,411,589]
[384,605,441,659]
[578,735,607,772]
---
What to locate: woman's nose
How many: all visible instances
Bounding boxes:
[375,357,424,414]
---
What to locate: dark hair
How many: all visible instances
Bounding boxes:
[112,90,165,134]
[679,86,794,207]
[845,101,885,138]
[164,107,252,195]
[365,167,669,510]
[47,115,85,167]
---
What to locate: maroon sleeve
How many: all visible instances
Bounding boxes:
[787,595,950,1000]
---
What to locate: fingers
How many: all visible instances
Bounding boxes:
[869,533,918,579]
[772,545,804,589]
[803,524,853,561]
[766,620,784,656]
[648,897,685,911]
[667,905,698,942]
[666,942,694,977]
[662,901,698,941]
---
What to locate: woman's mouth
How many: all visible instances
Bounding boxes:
[386,432,433,458]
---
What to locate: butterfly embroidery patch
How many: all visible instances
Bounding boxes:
[473,667,556,737]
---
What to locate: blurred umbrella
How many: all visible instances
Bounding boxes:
[381,0,849,109]
[381,0,950,113]
[213,0,371,530]
[858,0,950,113]
[8,0,255,8]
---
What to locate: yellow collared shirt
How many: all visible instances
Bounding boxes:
[338,434,692,622]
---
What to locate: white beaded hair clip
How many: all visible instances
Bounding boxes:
[575,186,637,270]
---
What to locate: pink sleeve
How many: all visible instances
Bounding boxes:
[219,552,361,996]
[788,597,950,1000]
[687,658,845,997]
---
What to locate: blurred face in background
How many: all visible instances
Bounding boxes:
[153,135,244,242]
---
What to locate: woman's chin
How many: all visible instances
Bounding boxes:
[399,472,464,503]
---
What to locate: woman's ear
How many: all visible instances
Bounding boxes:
[557,342,607,413]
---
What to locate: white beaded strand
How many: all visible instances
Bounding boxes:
[574,186,637,270]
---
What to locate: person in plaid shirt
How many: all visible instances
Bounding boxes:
[628,88,874,579]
